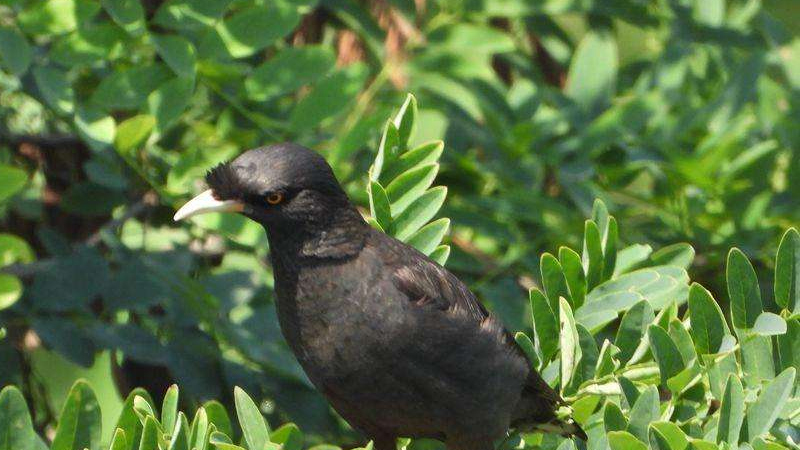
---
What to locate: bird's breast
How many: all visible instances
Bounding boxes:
[272,258,401,382]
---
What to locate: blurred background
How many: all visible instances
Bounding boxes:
[0,0,798,446]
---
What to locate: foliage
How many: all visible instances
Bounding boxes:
[0,382,371,450]
[0,0,798,447]
[2,207,799,450]
[516,205,800,449]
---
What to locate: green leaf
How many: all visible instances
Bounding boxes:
[209,431,245,450]
[752,437,789,450]
[717,374,744,444]
[428,23,515,55]
[0,26,32,75]
[371,121,399,183]
[618,376,640,408]
[161,384,179,436]
[627,386,659,442]
[153,0,231,30]
[18,0,99,36]
[651,243,695,270]
[650,422,689,450]
[602,217,618,282]
[0,273,22,310]
[368,181,392,232]
[668,319,696,365]
[727,248,763,329]
[202,401,232,437]
[51,380,101,450]
[776,318,799,375]
[33,66,74,114]
[115,115,155,155]
[689,440,718,450]
[109,429,127,450]
[392,94,417,146]
[649,325,685,386]
[577,265,689,330]
[608,431,647,450]
[189,408,208,450]
[133,395,156,420]
[429,245,450,266]
[514,332,539,369]
[0,165,27,203]
[393,186,447,241]
[74,107,116,151]
[740,333,775,384]
[203,3,300,59]
[138,416,159,450]
[385,163,439,216]
[745,368,796,441]
[152,34,196,78]
[114,388,152,450]
[290,63,368,131]
[406,218,449,256]
[60,182,125,217]
[591,199,610,237]
[234,387,270,450]
[101,0,145,35]
[649,428,675,450]
[380,140,444,182]
[688,283,729,355]
[91,64,172,111]
[595,339,620,377]
[0,233,35,266]
[168,413,189,450]
[614,244,653,276]
[559,246,586,309]
[541,253,569,310]
[582,220,605,290]
[559,297,581,393]
[49,24,126,67]
[603,401,627,432]
[0,386,42,450]
[752,312,787,336]
[571,394,600,425]
[270,423,303,450]
[245,45,335,101]
[566,30,618,111]
[148,77,194,133]
[530,288,558,364]
[615,300,654,365]
[775,228,800,314]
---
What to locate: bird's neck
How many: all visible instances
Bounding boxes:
[265,205,370,265]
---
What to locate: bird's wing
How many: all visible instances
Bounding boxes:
[392,259,491,324]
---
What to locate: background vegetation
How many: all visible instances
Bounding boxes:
[0,0,798,448]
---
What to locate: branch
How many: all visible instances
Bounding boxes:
[1,192,159,278]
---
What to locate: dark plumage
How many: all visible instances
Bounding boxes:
[188,143,586,449]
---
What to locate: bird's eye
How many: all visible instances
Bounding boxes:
[266,193,284,205]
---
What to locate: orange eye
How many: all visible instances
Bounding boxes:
[266,193,283,205]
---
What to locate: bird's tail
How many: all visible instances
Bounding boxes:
[511,369,587,441]
[518,419,588,441]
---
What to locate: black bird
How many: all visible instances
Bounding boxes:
[174,143,586,450]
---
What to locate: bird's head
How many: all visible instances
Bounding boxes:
[173,143,356,233]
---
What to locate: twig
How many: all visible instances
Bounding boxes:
[1,192,159,278]
[1,132,84,149]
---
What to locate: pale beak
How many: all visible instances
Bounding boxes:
[173,189,244,221]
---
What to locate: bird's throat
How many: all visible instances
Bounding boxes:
[265,206,369,263]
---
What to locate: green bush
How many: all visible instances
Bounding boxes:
[2,206,799,449]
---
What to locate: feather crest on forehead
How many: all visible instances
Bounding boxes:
[205,162,244,200]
